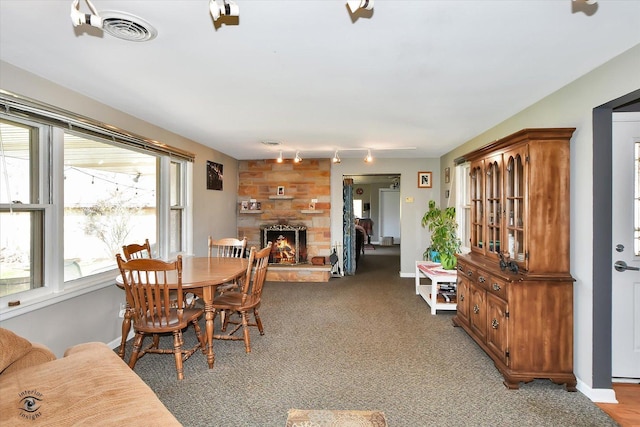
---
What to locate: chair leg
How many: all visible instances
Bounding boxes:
[128,333,145,370]
[254,308,264,335]
[241,311,251,353]
[173,330,185,380]
[191,318,206,350]
[118,306,132,359]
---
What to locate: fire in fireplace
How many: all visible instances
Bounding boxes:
[261,224,307,264]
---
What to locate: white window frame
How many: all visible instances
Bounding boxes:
[0,116,192,319]
[456,162,471,253]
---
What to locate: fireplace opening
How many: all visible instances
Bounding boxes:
[261,224,307,264]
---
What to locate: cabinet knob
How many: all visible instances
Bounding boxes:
[479,276,486,283]
[460,294,465,301]
[492,318,499,329]
[473,304,480,314]
[467,270,473,277]
[492,283,501,291]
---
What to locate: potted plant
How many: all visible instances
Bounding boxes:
[421,200,461,270]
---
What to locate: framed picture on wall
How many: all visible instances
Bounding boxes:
[277,186,285,195]
[206,161,223,190]
[444,167,450,184]
[418,171,432,188]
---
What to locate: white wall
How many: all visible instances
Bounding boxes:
[330,157,440,275]
[0,61,239,356]
[439,44,640,399]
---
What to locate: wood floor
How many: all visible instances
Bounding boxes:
[596,384,640,426]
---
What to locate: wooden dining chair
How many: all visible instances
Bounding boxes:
[212,242,272,353]
[116,254,206,380]
[122,239,152,260]
[208,236,247,258]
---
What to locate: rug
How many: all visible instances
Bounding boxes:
[285,409,387,427]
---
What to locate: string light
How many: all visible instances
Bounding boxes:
[364,149,373,163]
[332,150,341,164]
[277,150,283,163]
[294,151,303,163]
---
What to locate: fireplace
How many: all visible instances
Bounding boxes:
[261,224,307,264]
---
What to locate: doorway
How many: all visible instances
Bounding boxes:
[592,90,640,390]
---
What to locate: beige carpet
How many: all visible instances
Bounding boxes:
[285,409,387,427]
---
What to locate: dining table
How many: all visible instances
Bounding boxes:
[116,256,249,369]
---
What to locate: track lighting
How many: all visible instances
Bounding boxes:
[364,149,373,163]
[277,151,283,163]
[294,151,303,164]
[332,150,341,164]
[210,0,239,21]
[347,0,374,13]
[70,0,103,28]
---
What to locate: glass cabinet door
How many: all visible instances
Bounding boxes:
[485,155,502,258]
[504,147,526,267]
[470,161,484,253]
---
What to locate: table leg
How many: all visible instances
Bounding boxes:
[202,286,216,369]
[431,280,438,315]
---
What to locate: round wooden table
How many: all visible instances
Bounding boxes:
[117,256,249,369]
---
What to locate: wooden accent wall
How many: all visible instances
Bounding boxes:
[237,159,332,260]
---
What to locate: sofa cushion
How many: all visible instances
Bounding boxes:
[2,343,57,376]
[0,341,181,426]
[0,328,32,373]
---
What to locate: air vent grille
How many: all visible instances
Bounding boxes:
[101,11,157,42]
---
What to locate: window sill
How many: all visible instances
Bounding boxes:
[0,269,118,321]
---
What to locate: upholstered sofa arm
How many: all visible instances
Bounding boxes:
[2,343,56,376]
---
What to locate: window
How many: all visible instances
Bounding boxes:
[63,132,158,280]
[456,162,471,251]
[353,199,363,219]
[0,107,191,308]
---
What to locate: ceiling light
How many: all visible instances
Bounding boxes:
[70,0,103,28]
[277,151,283,163]
[210,0,239,21]
[332,150,341,164]
[347,0,374,13]
[294,151,302,164]
[364,149,373,163]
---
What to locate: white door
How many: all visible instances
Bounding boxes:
[612,111,640,379]
[379,189,400,244]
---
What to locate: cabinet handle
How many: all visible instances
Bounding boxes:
[479,276,486,283]
[492,318,499,329]
[467,270,473,277]
[492,283,501,291]
[460,294,465,302]
[473,304,480,314]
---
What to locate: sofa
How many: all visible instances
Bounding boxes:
[0,327,181,426]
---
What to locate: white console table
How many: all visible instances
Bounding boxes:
[415,261,458,315]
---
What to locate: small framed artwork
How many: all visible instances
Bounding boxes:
[249,201,258,210]
[444,167,450,184]
[206,161,223,191]
[277,186,285,196]
[240,201,249,211]
[308,201,316,210]
[418,171,432,188]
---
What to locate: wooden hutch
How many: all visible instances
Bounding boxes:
[453,128,577,391]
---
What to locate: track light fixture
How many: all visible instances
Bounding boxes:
[364,149,373,163]
[277,151,283,163]
[210,0,239,21]
[70,0,103,28]
[294,151,303,164]
[332,150,341,164]
[347,0,374,13]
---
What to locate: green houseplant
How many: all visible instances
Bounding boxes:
[421,200,461,270]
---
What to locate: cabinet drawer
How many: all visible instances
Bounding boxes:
[486,275,508,299]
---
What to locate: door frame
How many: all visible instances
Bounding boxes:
[592,89,640,389]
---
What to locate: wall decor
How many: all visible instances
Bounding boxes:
[206,160,223,190]
[444,167,450,183]
[418,171,432,188]
[277,186,285,195]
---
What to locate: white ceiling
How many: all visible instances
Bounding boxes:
[1,1,639,161]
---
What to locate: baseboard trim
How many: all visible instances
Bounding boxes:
[576,378,618,403]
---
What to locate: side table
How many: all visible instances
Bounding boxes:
[415,260,458,315]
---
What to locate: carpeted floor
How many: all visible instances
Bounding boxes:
[120,250,618,426]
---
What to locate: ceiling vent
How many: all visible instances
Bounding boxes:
[100,11,157,42]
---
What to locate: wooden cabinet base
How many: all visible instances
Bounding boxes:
[453,315,577,391]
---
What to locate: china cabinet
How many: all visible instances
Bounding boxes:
[453,128,576,391]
